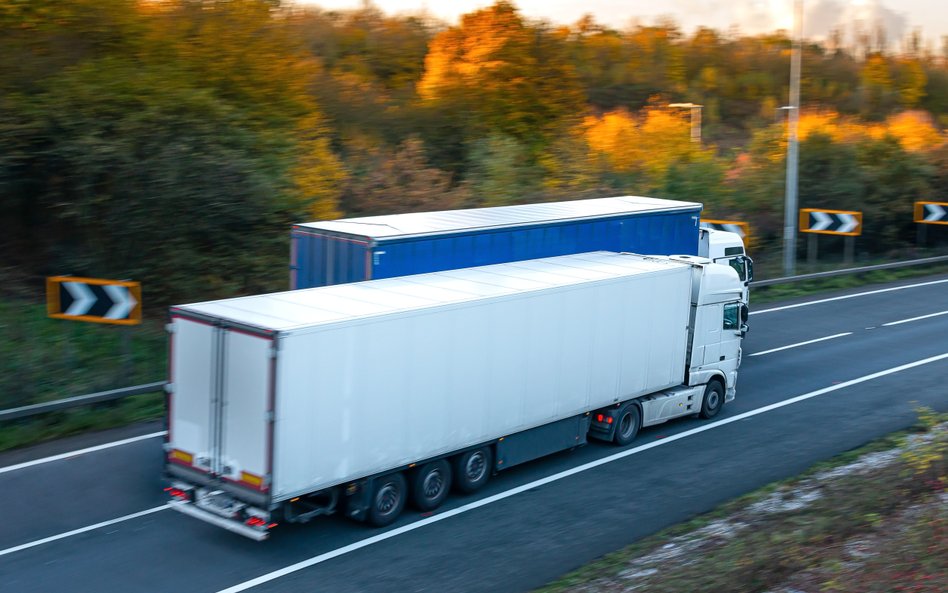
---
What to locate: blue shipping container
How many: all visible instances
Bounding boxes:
[290,196,702,289]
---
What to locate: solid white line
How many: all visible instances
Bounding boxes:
[0,431,167,475]
[0,506,169,558]
[750,277,948,315]
[882,310,948,327]
[749,332,852,357]
[215,351,948,593]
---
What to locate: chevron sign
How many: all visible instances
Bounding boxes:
[46,276,141,325]
[799,209,862,236]
[914,201,948,226]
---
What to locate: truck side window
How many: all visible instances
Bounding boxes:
[728,257,746,281]
[723,303,740,330]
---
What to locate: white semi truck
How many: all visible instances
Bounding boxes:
[164,252,748,540]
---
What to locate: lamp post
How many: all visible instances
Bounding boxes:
[783,0,803,277]
[668,103,704,143]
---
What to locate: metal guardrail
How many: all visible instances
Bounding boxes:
[2,254,947,421]
[751,254,948,287]
[0,381,166,422]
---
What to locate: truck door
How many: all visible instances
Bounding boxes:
[169,317,273,493]
[718,302,743,384]
[168,317,216,474]
[217,328,273,492]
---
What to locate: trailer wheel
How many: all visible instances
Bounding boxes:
[452,447,492,494]
[367,472,407,527]
[410,460,452,511]
[699,380,724,419]
[613,404,641,446]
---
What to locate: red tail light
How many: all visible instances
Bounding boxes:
[164,487,189,500]
[596,414,604,422]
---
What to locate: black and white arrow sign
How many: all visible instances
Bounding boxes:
[915,201,948,225]
[800,209,862,236]
[47,277,141,325]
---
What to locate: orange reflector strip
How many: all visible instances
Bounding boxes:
[241,471,264,487]
[170,449,194,464]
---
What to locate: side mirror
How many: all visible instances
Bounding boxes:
[739,323,749,338]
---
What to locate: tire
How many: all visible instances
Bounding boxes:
[452,447,492,494]
[699,380,725,419]
[410,460,452,511]
[367,472,407,527]
[613,403,641,446]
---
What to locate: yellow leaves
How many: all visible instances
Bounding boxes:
[861,53,893,90]
[885,111,943,153]
[584,110,640,172]
[584,105,705,185]
[796,109,944,153]
[291,114,346,221]
[418,2,525,102]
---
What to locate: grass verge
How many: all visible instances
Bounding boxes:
[0,299,167,410]
[536,409,947,593]
[0,393,165,452]
[751,263,948,304]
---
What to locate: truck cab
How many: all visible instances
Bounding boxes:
[699,228,753,302]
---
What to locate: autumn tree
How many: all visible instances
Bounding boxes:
[417,1,585,164]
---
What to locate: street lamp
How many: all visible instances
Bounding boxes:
[783,0,803,277]
[668,103,703,143]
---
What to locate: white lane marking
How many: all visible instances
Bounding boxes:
[215,352,948,593]
[751,278,948,315]
[0,506,169,558]
[749,332,852,357]
[0,431,167,475]
[882,310,948,327]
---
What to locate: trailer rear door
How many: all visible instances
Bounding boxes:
[168,316,273,494]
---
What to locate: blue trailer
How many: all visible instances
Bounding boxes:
[290,196,703,289]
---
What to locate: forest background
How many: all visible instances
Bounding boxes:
[2,0,947,306]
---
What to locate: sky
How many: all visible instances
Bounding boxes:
[299,0,948,51]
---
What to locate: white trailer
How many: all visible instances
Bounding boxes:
[164,252,747,540]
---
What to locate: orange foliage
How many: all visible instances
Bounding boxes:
[885,111,944,153]
[796,109,944,153]
[584,105,707,183]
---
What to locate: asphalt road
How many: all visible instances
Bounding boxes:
[2,274,947,593]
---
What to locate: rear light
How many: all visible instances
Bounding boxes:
[164,487,189,500]
[606,416,613,424]
[596,414,604,422]
[245,517,277,530]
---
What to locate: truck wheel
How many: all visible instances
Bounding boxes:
[613,404,641,446]
[410,460,452,511]
[367,472,406,527]
[699,381,724,419]
[452,447,492,494]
